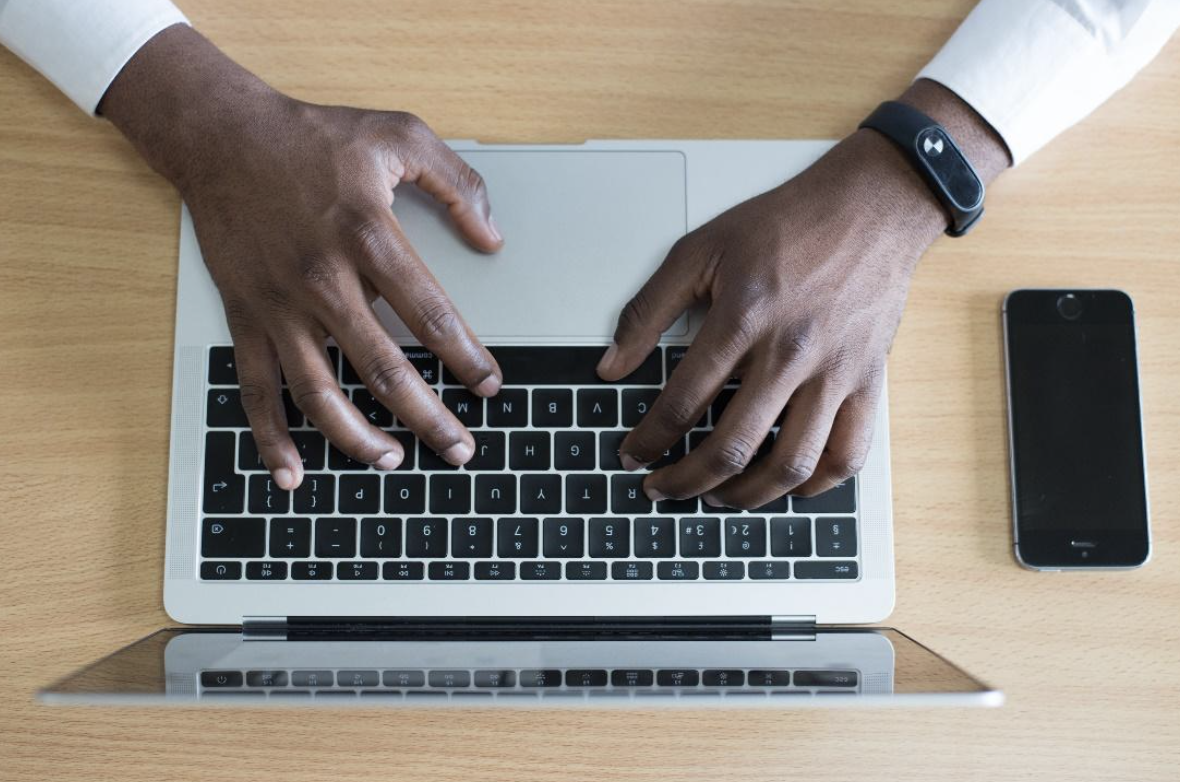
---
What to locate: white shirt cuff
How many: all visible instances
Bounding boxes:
[0,0,189,115]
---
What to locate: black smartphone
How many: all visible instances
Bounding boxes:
[1003,289,1151,570]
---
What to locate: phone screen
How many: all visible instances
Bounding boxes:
[1004,290,1149,568]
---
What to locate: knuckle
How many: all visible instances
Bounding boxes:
[413,296,464,343]
[775,460,816,490]
[617,290,654,336]
[458,165,487,200]
[653,389,700,432]
[288,377,336,418]
[388,110,428,138]
[361,353,415,399]
[829,446,869,480]
[704,434,759,478]
[297,256,345,302]
[346,217,394,267]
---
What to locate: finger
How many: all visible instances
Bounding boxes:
[704,380,843,510]
[597,236,708,381]
[276,330,406,470]
[643,356,797,502]
[396,118,503,252]
[231,328,303,491]
[792,378,881,497]
[326,301,476,466]
[617,310,746,470]
[354,212,502,396]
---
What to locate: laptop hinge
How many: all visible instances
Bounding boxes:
[241,616,809,641]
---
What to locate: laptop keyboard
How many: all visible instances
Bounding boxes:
[200,345,860,582]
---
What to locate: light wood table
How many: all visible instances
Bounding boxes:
[2,2,1178,780]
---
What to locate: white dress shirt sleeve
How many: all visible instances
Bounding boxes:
[919,0,1180,165]
[0,0,189,115]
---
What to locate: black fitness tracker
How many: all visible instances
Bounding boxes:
[859,101,985,237]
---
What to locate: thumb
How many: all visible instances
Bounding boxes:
[597,236,706,381]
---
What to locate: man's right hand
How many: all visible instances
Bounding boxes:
[100,25,504,490]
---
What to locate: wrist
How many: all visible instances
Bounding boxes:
[896,79,1010,185]
[99,25,287,195]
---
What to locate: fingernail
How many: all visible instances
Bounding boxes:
[620,453,648,472]
[474,374,501,397]
[374,451,402,471]
[645,487,667,502]
[596,342,619,376]
[273,468,297,491]
[488,215,503,243]
[702,494,724,508]
[442,441,474,465]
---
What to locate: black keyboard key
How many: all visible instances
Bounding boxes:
[417,440,460,471]
[337,561,378,580]
[703,561,744,580]
[520,561,560,580]
[565,474,607,514]
[405,518,448,558]
[360,517,401,558]
[474,474,516,514]
[383,561,425,580]
[651,436,688,469]
[665,346,687,379]
[238,432,266,471]
[208,346,239,384]
[749,560,791,579]
[248,475,290,514]
[611,561,653,580]
[338,670,380,687]
[287,431,326,470]
[753,494,789,513]
[519,669,563,687]
[815,517,857,557]
[792,478,856,514]
[621,388,659,427]
[328,444,369,471]
[565,669,608,687]
[565,561,608,580]
[770,518,812,557]
[201,671,243,688]
[384,474,426,514]
[389,430,416,470]
[383,670,426,687]
[794,560,858,579]
[635,518,675,558]
[404,347,440,384]
[748,670,792,687]
[519,475,561,514]
[451,517,493,558]
[203,432,244,513]
[340,355,362,385]
[477,347,661,386]
[488,388,528,427]
[202,517,265,558]
[725,517,766,557]
[292,561,332,580]
[314,517,356,558]
[543,517,584,558]
[475,561,516,580]
[293,474,335,514]
[598,430,627,470]
[474,670,516,687]
[532,389,573,427]
[428,670,471,687]
[657,560,699,580]
[428,561,470,580]
[497,517,539,558]
[794,670,858,687]
[269,517,311,558]
[656,496,699,514]
[442,389,483,426]
[709,388,737,425]
[467,431,506,471]
[553,431,595,470]
[291,670,333,688]
[577,388,618,427]
[509,431,550,470]
[339,474,380,514]
[611,669,654,687]
[200,561,241,580]
[656,669,699,687]
[207,388,248,427]
[679,517,721,557]
[703,670,744,687]
[351,390,393,427]
[246,670,288,687]
[589,518,630,558]
[610,474,652,514]
[246,561,287,580]
[430,474,471,514]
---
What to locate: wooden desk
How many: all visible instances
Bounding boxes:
[2,2,1178,779]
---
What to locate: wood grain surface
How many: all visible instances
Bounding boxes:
[1,2,1178,780]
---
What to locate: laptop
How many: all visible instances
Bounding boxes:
[40,140,1001,707]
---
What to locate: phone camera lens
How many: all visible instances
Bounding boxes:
[1056,293,1083,320]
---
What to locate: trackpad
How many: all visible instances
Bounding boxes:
[381,149,688,340]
